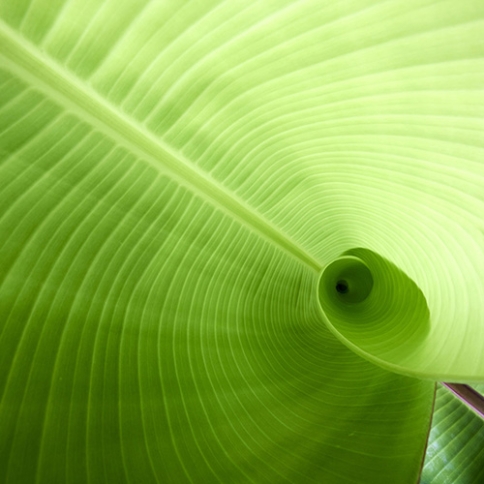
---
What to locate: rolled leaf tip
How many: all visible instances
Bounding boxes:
[317,248,430,375]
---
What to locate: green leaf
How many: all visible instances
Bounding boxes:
[0,50,434,484]
[421,385,484,484]
[317,247,432,376]
[0,1,482,483]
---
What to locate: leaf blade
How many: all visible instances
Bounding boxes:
[0,66,434,484]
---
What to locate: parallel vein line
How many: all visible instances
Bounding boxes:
[0,19,321,273]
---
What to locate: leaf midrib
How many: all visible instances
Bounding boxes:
[0,19,321,273]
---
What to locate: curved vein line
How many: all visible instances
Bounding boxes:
[0,19,321,273]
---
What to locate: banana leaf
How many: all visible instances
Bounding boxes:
[1,1,483,483]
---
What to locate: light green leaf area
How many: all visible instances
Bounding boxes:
[0,61,433,484]
[317,247,432,374]
[1,0,482,381]
[421,384,484,484]
[0,0,482,483]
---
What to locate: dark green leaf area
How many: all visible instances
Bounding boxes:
[421,385,484,484]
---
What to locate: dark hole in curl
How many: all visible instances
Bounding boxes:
[335,280,349,294]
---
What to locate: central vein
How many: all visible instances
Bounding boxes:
[0,19,322,273]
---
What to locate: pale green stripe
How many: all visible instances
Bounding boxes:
[0,19,321,273]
